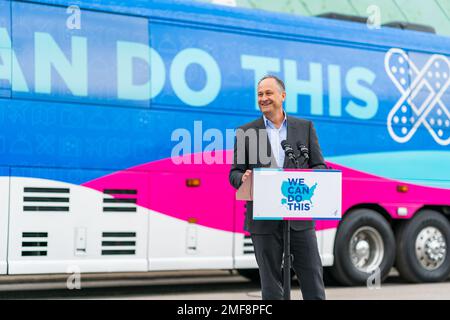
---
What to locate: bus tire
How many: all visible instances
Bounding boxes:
[331,208,396,286]
[395,209,450,283]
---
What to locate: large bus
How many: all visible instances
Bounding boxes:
[0,0,449,286]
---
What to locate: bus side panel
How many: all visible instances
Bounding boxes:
[11,1,150,108]
[147,171,234,270]
[319,225,337,267]
[0,167,9,274]
[0,0,11,98]
[233,200,258,269]
[7,167,149,274]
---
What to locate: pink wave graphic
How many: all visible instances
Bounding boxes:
[82,151,450,234]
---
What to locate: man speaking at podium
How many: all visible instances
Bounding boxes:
[229,75,326,300]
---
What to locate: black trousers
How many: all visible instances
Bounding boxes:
[251,224,326,300]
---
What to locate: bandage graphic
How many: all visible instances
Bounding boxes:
[385,48,450,146]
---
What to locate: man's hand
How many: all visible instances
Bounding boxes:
[241,170,252,183]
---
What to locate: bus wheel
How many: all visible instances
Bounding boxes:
[331,209,396,286]
[396,209,450,283]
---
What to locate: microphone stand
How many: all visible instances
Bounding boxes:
[283,154,299,300]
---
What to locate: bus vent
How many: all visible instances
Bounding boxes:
[103,189,137,212]
[23,187,70,212]
[21,232,48,256]
[101,232,136,255]
[243,235,254,255]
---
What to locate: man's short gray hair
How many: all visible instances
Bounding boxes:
[257,75,285,92]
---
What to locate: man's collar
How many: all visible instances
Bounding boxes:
[263,110,287,129]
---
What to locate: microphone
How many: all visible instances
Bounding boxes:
[281,140,299,168]
[296,142,309,160]
[281,140,295,158]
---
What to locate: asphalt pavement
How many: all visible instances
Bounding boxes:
[0,270,449,300]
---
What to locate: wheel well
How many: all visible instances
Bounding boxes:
[342,204,450,231]
[416,205,450,220]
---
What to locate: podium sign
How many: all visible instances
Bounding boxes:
[253,168,342,220]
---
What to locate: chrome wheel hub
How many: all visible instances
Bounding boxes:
[415,227,447,270]
[350,226,384,273]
